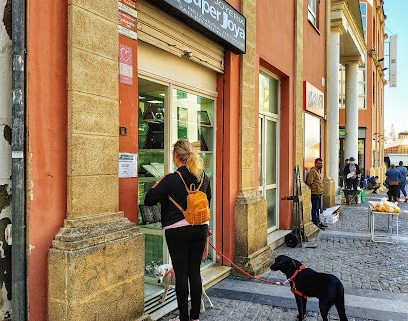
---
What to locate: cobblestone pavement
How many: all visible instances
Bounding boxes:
[157,190,408,321]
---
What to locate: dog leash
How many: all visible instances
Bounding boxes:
[208,241,289,286]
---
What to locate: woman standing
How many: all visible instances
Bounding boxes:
[144,139,211,321]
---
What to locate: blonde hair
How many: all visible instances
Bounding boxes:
[173,139,204,180]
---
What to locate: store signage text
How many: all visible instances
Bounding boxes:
[304,81,324,118]
[158,0,246,54]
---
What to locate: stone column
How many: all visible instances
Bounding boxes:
[344,61,360,160]
[233,0,273,277]
[48,2,146,321]
[323,28,341,208]
[327,30,341,190]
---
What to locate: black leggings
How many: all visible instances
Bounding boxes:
[165,224,208,321]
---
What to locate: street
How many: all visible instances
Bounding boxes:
[159,190,408,321]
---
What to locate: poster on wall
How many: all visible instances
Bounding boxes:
[119,44,133,85]
[119,0,137,40]
[118,153,137,178]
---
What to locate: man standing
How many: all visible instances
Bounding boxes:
[397,161,408,202]
[385,164,402,203]
[306,158,327,230]
[343,156,361,190]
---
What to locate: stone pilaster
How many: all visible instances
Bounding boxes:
[294,0,319,237]
[48,1,147,320]
[233,0,274,277]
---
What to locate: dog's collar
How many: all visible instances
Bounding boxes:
[164,269,175,283]
[289,265,308,299]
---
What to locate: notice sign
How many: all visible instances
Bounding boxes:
[119,44,133,85]
[119,153,137,178]
[152,0,246,54]
[119,0,137,40]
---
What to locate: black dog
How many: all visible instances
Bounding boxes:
[270,255,348,321]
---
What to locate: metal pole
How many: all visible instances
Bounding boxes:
[11,0,26,319]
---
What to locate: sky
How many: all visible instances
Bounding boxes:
[383,0,408,136]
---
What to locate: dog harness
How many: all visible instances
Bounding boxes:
[289,265,309,299]
[164,269,175,283]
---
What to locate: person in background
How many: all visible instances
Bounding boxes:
[385,164,402,203]
[397,161,408,202]
[144,139,211,321]
[343,157,361,190]
[367,176,381,194]
[340,159,349,188]
[306,158,327,230]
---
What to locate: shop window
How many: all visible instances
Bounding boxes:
[304,113,321,172]
[258,70,279,232]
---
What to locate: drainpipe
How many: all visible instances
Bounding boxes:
[11,0,26,319]
[1,0,13,318]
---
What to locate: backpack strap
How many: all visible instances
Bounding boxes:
[169,195,184,213]
[175,171,190,193]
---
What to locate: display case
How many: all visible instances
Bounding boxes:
[138,119,165,226]
[138,120,167,274]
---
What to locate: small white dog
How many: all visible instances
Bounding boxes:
[153,264,214,312]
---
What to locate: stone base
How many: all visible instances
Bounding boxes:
[303,221,320,242]
[323,176,336,208]
[48,212,146,321]
[232,244,276,277]
[233,189,274,277]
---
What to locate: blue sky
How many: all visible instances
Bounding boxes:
[383,0,408,135]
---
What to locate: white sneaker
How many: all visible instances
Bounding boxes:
[169,317,180,321]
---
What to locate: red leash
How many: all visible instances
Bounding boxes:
[207,241,289,286]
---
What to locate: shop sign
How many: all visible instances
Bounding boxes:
[119,0,137,40]
[304,81,324,118]
[389,35,397,88]
[151,0,246,54]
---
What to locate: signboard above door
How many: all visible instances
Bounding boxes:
[149,0,246,54]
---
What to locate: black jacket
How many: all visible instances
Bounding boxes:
[144,166,211,228]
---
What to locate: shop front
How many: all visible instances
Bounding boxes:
[132,0,246,313]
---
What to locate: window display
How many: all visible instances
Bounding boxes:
[138,78,216,288]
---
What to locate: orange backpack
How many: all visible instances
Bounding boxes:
[169,171,210,225]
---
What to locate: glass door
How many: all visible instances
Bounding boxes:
[170,86,215,267]
[258,71,279,232]
[138,78,216,299]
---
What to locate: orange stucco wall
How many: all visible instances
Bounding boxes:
[119,35,138,223]
[216,51,240,265]
[26,1,68,320]
[257,0,296,230]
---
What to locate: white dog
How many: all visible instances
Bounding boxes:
[153,264,214,312]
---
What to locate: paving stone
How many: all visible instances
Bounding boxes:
[157,192,408,321]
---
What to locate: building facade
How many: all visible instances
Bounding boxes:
[338,0,387,182]
[0,0,385,320]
